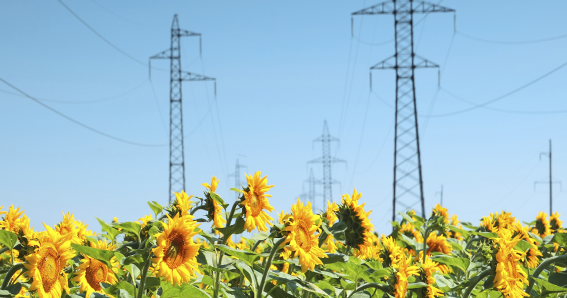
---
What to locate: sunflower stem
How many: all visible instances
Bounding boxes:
[1,263,25,290]
[257,237,286,298]
[525,254,567,295]
[422,228,430,265]
[190,205,207,216]
[136,256,152,298]
[213,200,241,298]
[462,269,494,298]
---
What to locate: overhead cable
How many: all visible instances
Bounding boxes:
[0,77,167,147]
[457,30,567,45]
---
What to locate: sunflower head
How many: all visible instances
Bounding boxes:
[392,254,420,298]
[550,212,563,233]
[202,177,227,234]
[400,222,423,243]
[431,204,449,224]
[323,201,339,227]
[380,236,403,267]
[419,256,445,298]
[0,205,26,233]
[336,189,373,250]
[71,240,118,298]
[492,229,529,298]
[152,214,202,285]
[202,176,219,193]
[426,232,452,255]
[534,212,551,237]
[241,171,275,232]
[281,199,327,273]
[24,224,75,298]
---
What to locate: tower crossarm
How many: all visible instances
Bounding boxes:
[180,71,216,82]
[352,1,395,15]
[174,29,201,37]
[308,157,346,164]
[150,49,172,60]
[352,1,454,15]
[371,54,439,70]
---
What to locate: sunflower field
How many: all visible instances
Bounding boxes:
[1,172,567,298]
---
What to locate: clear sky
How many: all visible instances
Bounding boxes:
[1,0,567,235]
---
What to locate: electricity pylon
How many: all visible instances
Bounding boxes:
[298,169,322,211]
[150,15,216,203]
[309,121,345,205]
[536,140,562,214]
[352,1,454,219]
[228,158,247,201]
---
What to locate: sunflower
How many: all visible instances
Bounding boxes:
[241,171,275,232]
[0,205,25,233]
[112,217,118,223]
[75,221,96,241]
[174,191,195,217]
[447,215,464,240]
[481,212,516,233]
[393,254,420,298]
[550,212,563,233]
[323,201,339,253]
[281,199,327,273]
[236,238,250,250]
[533,212,551,238]
[512,221,542,269]
[336,189,374,256]
[354,233,382,261]
[72,240,118,298]
[202,176,226,234]
[151,213,202,285]
[400,222,423,243]
[420,256,444,298]
[24,224,75,298]
[431,204,449,224]
[426,232,452,255]
[492,229,529,298]
[380,236,404,267]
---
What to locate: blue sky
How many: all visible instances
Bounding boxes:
[1,0,567,235]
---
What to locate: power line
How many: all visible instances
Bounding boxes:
[0,80,147,104]
[456,30,567,45]
[0,77,167,147]
[425,60,567,117]
[57,0,166,71]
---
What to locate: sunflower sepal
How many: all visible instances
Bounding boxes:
[215,216,246,240]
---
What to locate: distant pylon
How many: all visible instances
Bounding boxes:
[150,15,217,203]
[298,169,322,211]
[352,1,454,219]
[309,121,345,205]
[229,158,247,201]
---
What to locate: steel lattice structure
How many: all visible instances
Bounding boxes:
[229,158,247,201]
[309,121,345,206]
[150,15,216,203]
[352,1,453,219]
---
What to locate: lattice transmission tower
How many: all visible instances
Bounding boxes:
[309,121,345,206]
[298,169,322,211]
[229,158,247,201]
[150,15,216,203]
[352,1,454,219]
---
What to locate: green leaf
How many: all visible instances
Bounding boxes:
[528,232,543,244]
[314,280,336,296]
[0,283,22,296]
[160,283,211,298]
[550,233,567,248]
[514,240,534,253]
[230,188,243,194]
[144,277,161,290]
[215,244,260,267]
[103,281,135,298]
[448,225,470,239]
[148,201,164,218]
[235,260,260,292]
[114,222,142,236]
[0,229,18,249]
[434,274,455,292]
[549,272,567,287]
[209,192,229,209]
[399,212,416,225]
[120,254,144,267]
[97,218,121,240]
[431,256,470,274]
[474,232,498,239]
[400,234,422,251]
[71,243,115,268]
[447,238,466,252]
[361,268,391,283]
[407,282,428,289]
[119,289,134,298]
[321,253,348,264]
[263,282,296,298]
[324,262,368,282]
[216,216,245,237]
[531,276,567,293]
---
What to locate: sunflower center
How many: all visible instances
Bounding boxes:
[86,259,107,291]
[295,221,311,251]
[249,193,263,216]
[164,232,186,269]
[38,247,60,292]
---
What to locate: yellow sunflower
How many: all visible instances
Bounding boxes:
[174,191,195,217]
[426,233,452,255]
[241,171,275,232]
[336,189,374,257]
[323,201,339,253]
[380,236,404,267]
[281,199,327,273]
[420,256,444,298]
[512,221,542,268]
[400,222,423,243]
[151,214,202,285]
[71,241,118,298]
[236,238,250,250]
[533,212,551,237]
[112,217,118,223]
[492,229,529,298]
[431,204,449,223]
[24,224,75,298]
[139,215,152,228]
[354,233,382,261]
[0,205,25,233]
[550,212,563,233]
[393,254,420,298]
[202,176,226,234]
[447,214,464,240]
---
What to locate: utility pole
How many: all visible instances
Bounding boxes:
[352,1,454,220]
[536,139,561,214]
[150,15,216,203]
[229,158,247,201]
[309,121,345,205]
